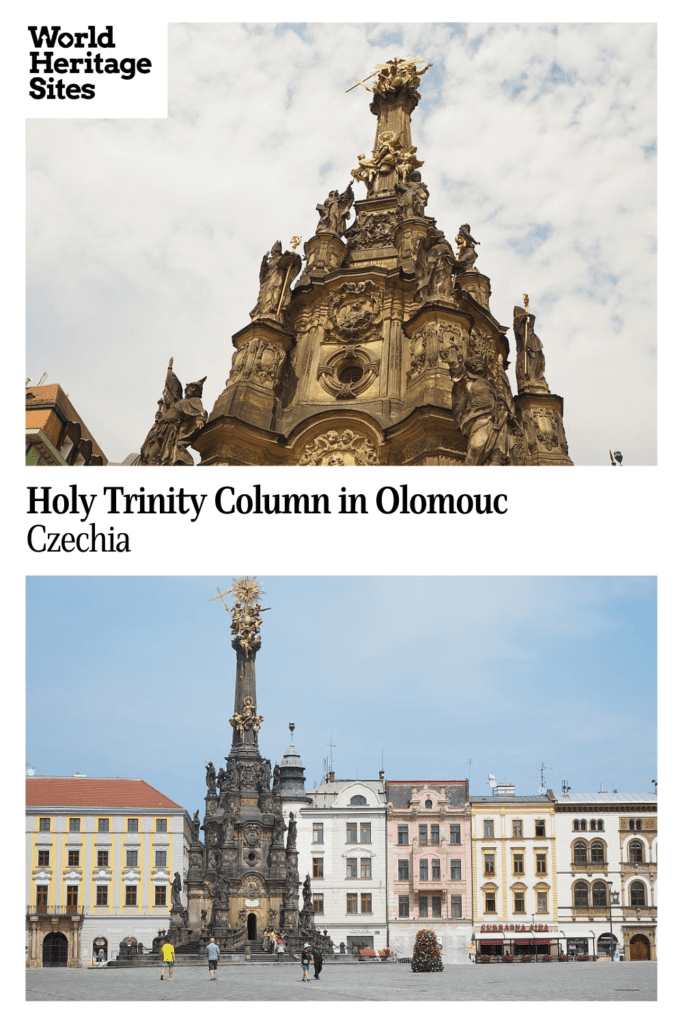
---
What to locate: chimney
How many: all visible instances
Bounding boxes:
[379,770,385,781]
[327,771,335,783]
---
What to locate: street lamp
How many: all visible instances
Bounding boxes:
[606,881,620,960]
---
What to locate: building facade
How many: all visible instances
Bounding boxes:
[26,777,191,967]
[470,789,557,959]
[553,791,657,961]
[26,383,107,465]
[386,780,472,963]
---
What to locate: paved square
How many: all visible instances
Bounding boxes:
[26,961,656,1001]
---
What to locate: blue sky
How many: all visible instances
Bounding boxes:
[26,577,656,813]
[26,21,656,464]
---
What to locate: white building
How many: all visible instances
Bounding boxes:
[553,790,657,960]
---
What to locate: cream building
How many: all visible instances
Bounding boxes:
[553,790,657,960]
[470,788,557,959]
[26,776,192,967]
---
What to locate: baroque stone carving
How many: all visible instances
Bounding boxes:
[350,55,431,102]
[230,696,264,741]
[239,762,261,789]
[415,229,456,304]
[452,356,518,465]
[316,183,354,236]
[396,172,429,220]
[407,320,469,381]
[212,577,269,654]
[250,241,302,321]
[205,762,217,795]
[238,874,265,900]
[454,224,480,276]
[513,303,551,394]
[171,872,183,907]
[139,358,207,466]
[327,282,382,341]
[298,429,379,466]
[346,209,398,248]
[243,823,261,847]
[318,346,380,399]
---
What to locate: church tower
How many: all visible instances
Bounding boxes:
[181,579,317,952]
[189,56,572,467]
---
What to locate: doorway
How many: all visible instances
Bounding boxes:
[247,913,257,941]
[43,932,68,967]
[629,934,651,961]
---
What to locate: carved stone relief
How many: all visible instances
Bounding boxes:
[407,320,469,381]
[346,210,398,249]
[226,337,286,391]
[298,429,379,466]
[326,282,383,343]
[318,345,380,399]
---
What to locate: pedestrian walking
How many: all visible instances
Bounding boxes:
[160,938,175,980]
[206,937,220,980]
[269,928,277,953]
[275,934,285,963]
[301,943,311,981]
[312,943,324,980]
[96,949,106,967]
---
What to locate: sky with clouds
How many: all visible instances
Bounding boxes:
[26,576,656,813]
[26,21,656,466]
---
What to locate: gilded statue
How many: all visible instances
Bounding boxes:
[230,695,264,740]
[513,302,550,394]
[349,56,432,100]
[250,241,302,321]
[454,224,480,276]
[139,358,207,466]
[316,183,354,237]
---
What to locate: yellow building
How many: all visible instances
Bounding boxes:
[26,383,107,465]
[26,776,191,967]
[470,787,558,960]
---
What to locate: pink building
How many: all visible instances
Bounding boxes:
[386,781,473,964]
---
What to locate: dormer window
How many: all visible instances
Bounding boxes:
[350,795,367,806]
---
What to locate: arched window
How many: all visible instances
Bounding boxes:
[629,840,644,863]
[580,819,587,831]
[592,882,607,907]
[574,841,587,864]
[630,882,646,907]
[636,819,642,831]
[425,800,433,809]
[574,882,589,907]
[590,841,605,863]
[590,819,597,831]
[629,818,643,832]
[573,819,580,831]
[597,820,604,831]
[350,795,367,806]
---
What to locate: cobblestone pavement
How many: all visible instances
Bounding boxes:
[26,961,656,1001]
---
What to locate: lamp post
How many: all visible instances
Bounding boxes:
[607,881,620,960]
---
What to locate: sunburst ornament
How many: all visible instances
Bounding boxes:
[228,577,265,606]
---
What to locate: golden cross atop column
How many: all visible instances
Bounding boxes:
[210,578,270,653]
[346,55,431,94]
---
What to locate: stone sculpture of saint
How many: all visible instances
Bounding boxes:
[451,357,516,465]
[415,229,456,304]
[250,241,302,321]
[286,811,297,851]
[396,171,429,220]
[205,761,217,795]
[513,306,550,393]
[454,224,480,276]
[171,872,182,906]
[316,183,354,237]
[139,358,207,466]
[191,810,200,842]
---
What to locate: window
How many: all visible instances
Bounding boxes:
[629,841,644,863]
[312,857,324,878]
[39,818,50,832]
[125,885,137,906]
[127,819,138,833]
[597,819,604,831]
[68,849,80,866]
[431,859,441,880]
[419,824,428,845]
[361,893,372,914]
[450,859,462,881]
[484,853,495,875]
[350,795,367,805]
[485,891,496,913]
[535,819,546,837]
[425,799,433,809]
[630,881,646,907]
[313,893,324,914]
[361,858,372,879]
[574,882,589,907]
[38,850,50,866]
[419,859,429,881]
[36,885,48,909]
[430,824,440,844]
[419,896,428,917]
[513,853,524,875]
[155,850,166,867]
[398,895,410,918]
[66,885,79,909]
[590,819,597,831]
[629,818,643,832]
[155,886,167,906]
[346,823,357,843]
[397,825,409,846]
[96,885,108,907]
[346,893,358,914]
[573,819,580,831]
[398,860,410,880]
[451,895,463,918]
[98,818,109,832]
[346,859,357,879]
[360,823,372,843]
[97,850,109,867]
[537,891,548,913]
[432,896,442,918]
[484,820,494,838]
[512,819,523,837]
[580,819,587,831]
[591,841,605,864]
[156,819,167,833]
[313,823,324,843]
[514,891,525,913]
[69,818,80,832]
[536,852,547,875]
[450,824,461,845]
[592,882,607,907]
[574,841,587,864]
[126,849,138,867]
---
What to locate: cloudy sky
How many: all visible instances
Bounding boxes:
[26,576,656,814]
[26,21,656,465]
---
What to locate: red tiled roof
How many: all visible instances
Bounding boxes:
[26,778,182,809]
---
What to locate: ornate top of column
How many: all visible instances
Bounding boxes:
[211,577,270,654]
